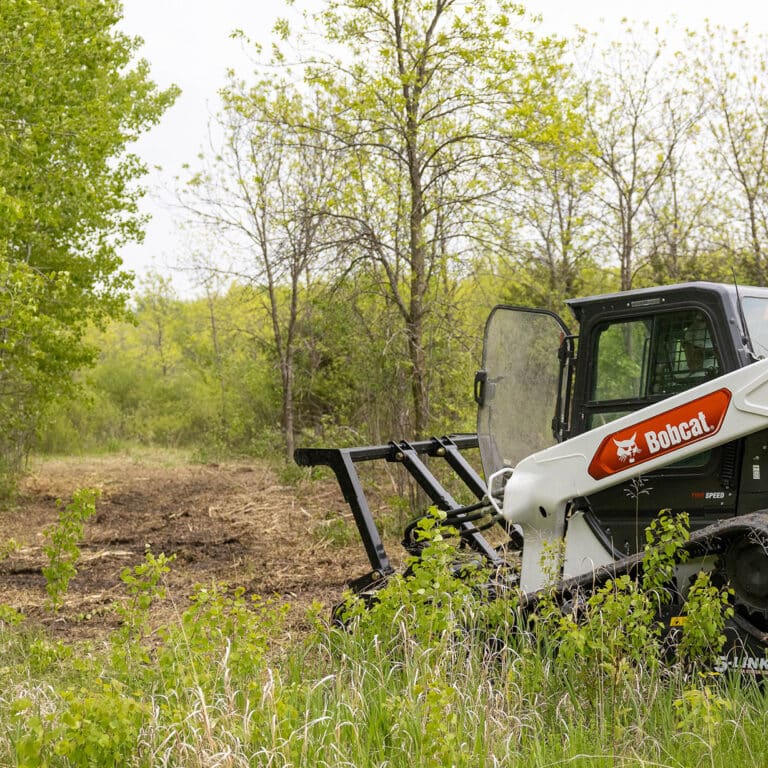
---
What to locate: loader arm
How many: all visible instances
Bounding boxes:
[502,357,768,592]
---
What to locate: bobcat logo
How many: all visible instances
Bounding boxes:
[613,433,641,464]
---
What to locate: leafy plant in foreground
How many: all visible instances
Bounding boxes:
[0,537,20,562]
[42,489,99,612]
[157,582,289,696]
[341,507,490,648]
[11,679,149,768]
[115,550,176,641]
[676,570,734,668]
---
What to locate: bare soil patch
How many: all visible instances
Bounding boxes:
[0,452,374,639]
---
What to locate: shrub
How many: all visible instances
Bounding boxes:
[42,489,99,611]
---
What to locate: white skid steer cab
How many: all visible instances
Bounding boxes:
[296,282,768,673]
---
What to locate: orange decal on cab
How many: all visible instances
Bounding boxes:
[587,389,732,480]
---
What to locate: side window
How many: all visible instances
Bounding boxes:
[743,297,768,358]
[651,311,721,394]
[591,309,722,406]
[592,320,651,400]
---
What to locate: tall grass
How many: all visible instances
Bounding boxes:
[1,511,767,767]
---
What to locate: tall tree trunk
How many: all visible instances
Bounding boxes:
[282,355,295,462]
[206,289,228,436]
[407,165,430,437]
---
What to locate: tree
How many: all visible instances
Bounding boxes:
[642,140,727,284]
[633,28,724,285]
[300,0,570,437]
[581,23,700,291]
[0,0,177,489]
[692,24,768,284]
[180,79,339,460]
[135,272,182,378]
[490,72,607,312]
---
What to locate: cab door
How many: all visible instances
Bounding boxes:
[474,306,571,481]
[579,307,737,554]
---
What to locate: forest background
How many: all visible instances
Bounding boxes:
[4,0,768,496]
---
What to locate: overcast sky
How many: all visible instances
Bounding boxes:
[118,0,768,296]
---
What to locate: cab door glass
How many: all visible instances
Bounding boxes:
[588,309,722,432]
[592,319,650,401]
[592,309,721,401]
[476,306,569,479]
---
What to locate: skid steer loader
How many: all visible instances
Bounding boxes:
[295,281,768,671]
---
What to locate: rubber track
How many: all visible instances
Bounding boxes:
[523,510,768,609]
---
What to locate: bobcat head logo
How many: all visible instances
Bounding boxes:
[613,433,641,464]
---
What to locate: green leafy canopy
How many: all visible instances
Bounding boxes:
[0,0,178,489]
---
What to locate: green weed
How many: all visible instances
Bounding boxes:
[115,550,176,641]
[0,604,24,627]
[314,512,356,547]
[41,489,99,612]
[0,510,762,767]
[11,679,149,768]
[0,538,20,563]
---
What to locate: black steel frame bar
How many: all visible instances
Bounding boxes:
[394,440,502,566]
[295,445,395,577]
[294,434,494,575]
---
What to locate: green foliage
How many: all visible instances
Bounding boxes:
[41,489,99,612]
[23,8,768,469]
[0,0,177,492]
[40,282,290,457]
[156,582,289,695]
[5,6,768,761]
[328,509,746,766]
[115,551,176,641]
[313,512,357,548]
[12,679,150,768]
[303,0,572,437]
[37,267,488,460]
[384,679,466,768]
[557,574,662,672]
[0,537,20,563]
[0,603,25,627]
[0,522,761,768]
[342,508,490,647]
[26,636,76,677]
[673,684,736,750]
[677,571,734,668]
[533,509,728,698]
[641,508,691,595]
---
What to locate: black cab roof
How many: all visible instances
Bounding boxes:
[566,281,768,324]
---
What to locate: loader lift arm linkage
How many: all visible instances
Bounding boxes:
[499,356,768,591]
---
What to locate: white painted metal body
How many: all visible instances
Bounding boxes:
[501,358,768,592]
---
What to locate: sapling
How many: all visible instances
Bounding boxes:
[42,488,99,612]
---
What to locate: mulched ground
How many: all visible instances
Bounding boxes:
[0,452,381,639]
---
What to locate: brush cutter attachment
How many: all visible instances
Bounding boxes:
[294,434,521,595]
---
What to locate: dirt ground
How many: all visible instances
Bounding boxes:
[0,452,382,639]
